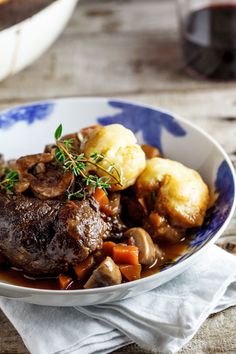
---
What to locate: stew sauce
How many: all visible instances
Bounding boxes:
[0,238,190,290]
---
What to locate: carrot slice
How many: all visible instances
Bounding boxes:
[113,245,140,265]
[93,188,109,209]
[100,204,115,216]
[102,241,116,257]
[74,256,95,280]
[148,212,162,228]
[119,264,141,281]
[79,125,100,138]
[58,274,73,290]
[141,144,160,159]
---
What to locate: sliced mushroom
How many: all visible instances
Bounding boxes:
[124,227,156,265]
[17,153,54,180]
[16,153,74,199]
[84,256,122,288]
[15,180,30,193]
[35,162,46,174]
[30,169,73,199]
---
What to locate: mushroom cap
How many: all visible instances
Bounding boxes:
[16,153,74,199]
[124,227,156,265]
[84,256,122,288]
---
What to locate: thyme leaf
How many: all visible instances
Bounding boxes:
[83,175,111,191]
[54,124,123,198]
[54,124,63,140]
[0,169,19,194]
[67,189,84,200]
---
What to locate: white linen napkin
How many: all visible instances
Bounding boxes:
[1,245,236,354]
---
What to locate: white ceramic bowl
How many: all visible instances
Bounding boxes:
[0,98,235,306]
[0,0,78,81]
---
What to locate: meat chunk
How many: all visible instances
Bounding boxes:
[0,193,106,276]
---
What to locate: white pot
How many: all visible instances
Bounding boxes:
[0,0,78,81]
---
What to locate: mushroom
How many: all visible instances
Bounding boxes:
[84,256,122,288]
[16,153,74,199]
[35,162,46,174]
[17,153,54,180]
[153,243,164,261]
[124,227,156,265]
[15,180,30,193]
[30,168,73,199]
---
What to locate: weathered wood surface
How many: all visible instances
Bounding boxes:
[0,0,236,353]
[2,0,236,101]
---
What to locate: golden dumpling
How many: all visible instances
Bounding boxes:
[136,157,209,228]
[83,124,146,190]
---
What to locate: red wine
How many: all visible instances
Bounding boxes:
[183,4,236,80]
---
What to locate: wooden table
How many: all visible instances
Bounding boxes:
[0,1,236,353]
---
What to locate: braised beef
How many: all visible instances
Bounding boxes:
[103,213,127,240]
[0,193,106,276]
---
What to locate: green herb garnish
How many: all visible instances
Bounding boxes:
[54,124,122,198]
[0,169,19,194]
[54,123,63,140]
[66,189,84,200]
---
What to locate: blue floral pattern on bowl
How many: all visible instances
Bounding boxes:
[98,101,186,152]
[98,100,235,269]
[0,102,54,129]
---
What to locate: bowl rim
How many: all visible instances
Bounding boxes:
[0,0,66,34]
[0,96,235,295]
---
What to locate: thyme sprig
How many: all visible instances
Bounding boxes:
[54,124,122,196]
[83,175,111,190]
[0,169,19,194]
[66,189,84,200]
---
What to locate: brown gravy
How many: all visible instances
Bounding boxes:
[141,238,189,278]
[0,0,56,30]
[0,238,190,290]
